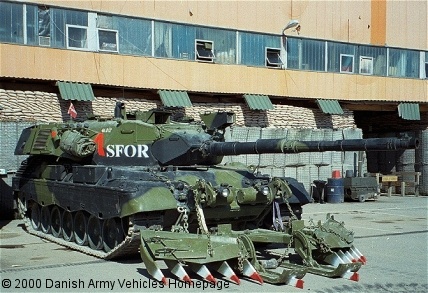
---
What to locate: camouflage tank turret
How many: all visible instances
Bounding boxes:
[13,102,418,288]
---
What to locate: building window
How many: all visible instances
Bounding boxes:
[388,48,420,78]
[425,52,428,79]
[51,8,88,49]
[195,39,214,62]
[357,45,386,76]
[66,24,88,49]
[327,42,356,73]
[239,32,280,67]
[287,38,325,71]
[38,6,51,46]
[340,54,354,73]
[0,1,24,43]
[98,29,118,52]
[265,47,283,68]
[359,56,373,75]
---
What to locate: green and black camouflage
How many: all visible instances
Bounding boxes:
[12,102,418,288]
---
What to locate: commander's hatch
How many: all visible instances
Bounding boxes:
[135,109,172,124]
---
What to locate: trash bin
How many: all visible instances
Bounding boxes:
[325,178,344,203]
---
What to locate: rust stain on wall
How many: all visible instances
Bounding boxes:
[370,0,387,45]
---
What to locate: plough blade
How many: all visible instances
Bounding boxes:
[189,264,217,284]
[165,260,192,284]
[139,237,168,285]
[242,259,263,284]
[209,261,241,284]
[139,229,307,287]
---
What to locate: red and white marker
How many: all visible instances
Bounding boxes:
[242,260,263,284]
[288,276,305,289]
[165,261,192,284]
[190,264,217,284]
[215,261,240,284]
[342,270,359,282]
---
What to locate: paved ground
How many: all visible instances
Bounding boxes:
[1,196,427,293]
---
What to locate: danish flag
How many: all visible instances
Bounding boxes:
[67,102,77,119]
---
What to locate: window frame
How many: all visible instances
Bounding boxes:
[265,47,283,68]
[66,24,89,50]
[97,28,119,52]
[195,39,215,62]
[340,54,354,73]
[359,56,373,75]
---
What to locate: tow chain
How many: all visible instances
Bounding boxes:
[236,238,250,273]
[276,194,296,266]
[194,194,214,257]
[175,206,189,233]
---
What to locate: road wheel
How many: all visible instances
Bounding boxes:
[102,218,124,252]
[87,215,103,250]
[51,206,62,238]
[62,210,74,242]
[74,211,88,246]
[40,206,51,234]
[30,203,41,231]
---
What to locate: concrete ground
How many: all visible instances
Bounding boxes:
[1,196,427,293]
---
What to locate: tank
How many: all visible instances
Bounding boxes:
[12,102,418,288]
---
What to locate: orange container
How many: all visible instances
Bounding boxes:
[332,170,341,178]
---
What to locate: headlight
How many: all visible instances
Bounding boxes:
[261,186,270,196]
[220,187,230,197]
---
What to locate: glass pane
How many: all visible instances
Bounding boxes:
[388,48,420,78]
[287,38,325,71]
[266,48,282,67]
[196,26,236,64]
[286,37,299,69]
[327,42,356,72]
[67,26,87,48]
[0,2,24,43]
[357,45,386,76]
[25,5,38,45]
[302,39,324,71]
[154,22,195,59]
[340,54,354,73]
[360,56,373,75]
[240,32,279,66]
[98,30,117,51]
[425,52,428,79]
[196,40,214,59]
[51,8,88,48]
[38,6,50,37]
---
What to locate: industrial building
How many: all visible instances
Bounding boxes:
[1,0,427,196]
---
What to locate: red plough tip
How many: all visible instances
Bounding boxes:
[182,275,193,285]
[161,277,168,286]
[230,274,241,285]
[249,272,264,284]
[205,274,217,284]
[350,272,359,282]
[296,279,304,289]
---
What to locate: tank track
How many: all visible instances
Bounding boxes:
[21,214,141,260]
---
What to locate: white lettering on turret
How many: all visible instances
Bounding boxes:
[138,144,149,158]
[105,145,150,158]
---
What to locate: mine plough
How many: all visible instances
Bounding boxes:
[140,195,366,289]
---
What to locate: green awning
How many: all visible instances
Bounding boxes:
[316,99,344,115]
[243,94,273,110]
[56,81,95,101]
[158,90,192,107]
[398,103,420,120]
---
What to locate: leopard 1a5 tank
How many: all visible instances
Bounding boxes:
[12,102,418,288]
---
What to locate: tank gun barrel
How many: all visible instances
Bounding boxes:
[204,137,419,156]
